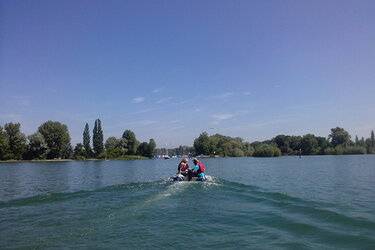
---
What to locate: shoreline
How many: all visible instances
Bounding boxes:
[1,154,374,163]
[0,159,81,163]
[0,157,147,163]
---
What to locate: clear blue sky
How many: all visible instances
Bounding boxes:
[1,0,375,147]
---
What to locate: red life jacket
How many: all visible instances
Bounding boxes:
[197,162,205,173]
[178,161,189,171]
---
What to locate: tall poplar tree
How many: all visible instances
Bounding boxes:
[97,120,104,155]
[83,123,92,157]
[93,119,104,157]
[148,138,156,158]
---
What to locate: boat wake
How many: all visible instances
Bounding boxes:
[1,176,375,249]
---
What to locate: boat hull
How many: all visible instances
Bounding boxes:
[172,175,206,182]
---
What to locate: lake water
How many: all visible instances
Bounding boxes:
[1,156,375,249]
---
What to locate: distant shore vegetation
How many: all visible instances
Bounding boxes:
[0,119,156,161]
[0,119,374,161]
[191,127,375,157]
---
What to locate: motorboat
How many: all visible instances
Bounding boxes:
[172,172,206,182]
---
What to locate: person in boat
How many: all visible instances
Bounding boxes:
[188,158,205,181]
[177,158,189,176]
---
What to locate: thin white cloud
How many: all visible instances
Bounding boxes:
[170,126,185,131]
[219,118,295,132]
[194,108,201,112]
[132,97,144,103]
[152,88,162,93]
[131,108,154,115]
[156,97,172,104]
[236,110,251,115]
[137,120,157,126]
[243,91,251,96]
[213,92,233,99]
[211,114,235,120]
[122,120,157,126]
[174,101,187,106]
[251,118,294,127]
[169,120,182,124]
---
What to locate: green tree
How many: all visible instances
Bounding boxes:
[97,119,104,155]
[147,138,156,158]
[27,132,47,159]
[83,123,92,158]
[38,121,71,159]
[73,143,86,159]
[122,130,139,155]
[366,141,375,153]
[343,146,366,155]
[250,141,262,148]
[329,127,351,147]
[160,145,194,156]
[137,142,149,157]
[253,144,280,157]
[106,148,125,159]
[274,135,292,155]
[193,132,210,155]
[243,142,254,156]
[300,134,318,155]
[177,146,184,155]
[105,137,119,152]
[117,138,128,152]
[335,145,345,155]
[104,137,127,157]
[61,142,73,159]
[4,122,27,160]
[93,119,104,157]
[358,137,365,147]
[273,147,282,157]
[0,125,11,160]
[289,136,302,154]
[366,130,375,154]
[232,148,245,157]
[316,136,330,154]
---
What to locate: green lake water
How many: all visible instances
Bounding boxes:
[1,156,374,249]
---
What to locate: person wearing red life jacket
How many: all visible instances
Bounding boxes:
[189,158,205,181]
[177,158,189,176]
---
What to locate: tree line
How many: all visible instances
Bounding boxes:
[0,119,156,161]
[193,127,375,157]
[1,121,374,160]
[156,146,195,156]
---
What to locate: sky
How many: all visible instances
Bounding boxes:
[1,0,375,148]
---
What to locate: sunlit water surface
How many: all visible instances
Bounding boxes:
[1,156,375,249]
